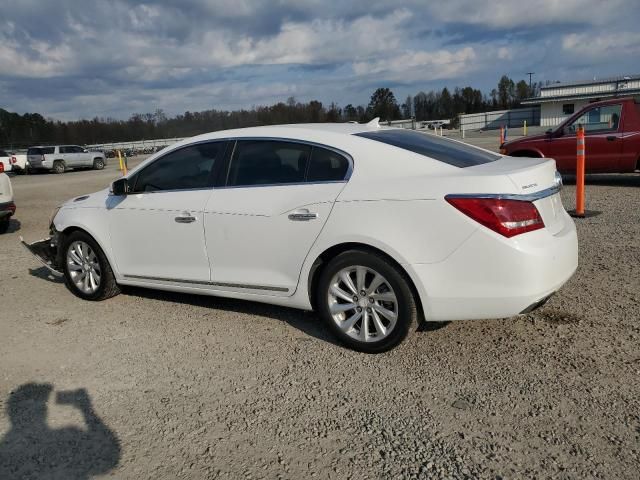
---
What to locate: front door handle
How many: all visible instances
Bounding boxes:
[175,212,196,223]
[606,136,617,141]
[288,209,318,221]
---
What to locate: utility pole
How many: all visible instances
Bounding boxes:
[527,72,535,90]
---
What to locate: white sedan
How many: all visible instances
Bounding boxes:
[23,121,578,352]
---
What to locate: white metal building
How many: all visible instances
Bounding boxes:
[522,74,640,127]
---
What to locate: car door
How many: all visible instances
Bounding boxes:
[107,141,228,282]
[549,104,623,173]
[204,140,351,295]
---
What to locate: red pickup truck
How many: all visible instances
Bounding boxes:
[502,98,640,174]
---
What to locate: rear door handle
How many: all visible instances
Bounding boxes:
[175,212,196,223]
[606,136,617,141]
[288,209,318,221]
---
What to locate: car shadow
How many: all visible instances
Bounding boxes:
[124,286,344,347]
[562,173,640,187]
[3,218,21,233]
[0,383,121,479]
[29,266,64,283]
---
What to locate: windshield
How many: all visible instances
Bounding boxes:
[355,129,499,168]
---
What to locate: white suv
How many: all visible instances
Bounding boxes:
[27,146,106,173]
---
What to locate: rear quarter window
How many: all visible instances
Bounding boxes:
[28,147,55,155]
[355,129,499,167]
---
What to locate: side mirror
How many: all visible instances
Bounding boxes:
[111,178,129,196]
[83,149,89,153]
[545,128,553,136]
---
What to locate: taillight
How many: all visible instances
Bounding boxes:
[0,163,4,173]
[446,196,544,238]
[10,156,16,164]
[41,154,45,161]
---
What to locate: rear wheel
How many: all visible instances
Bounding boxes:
[317,250,418,353]
[62,231,120,301]
[93,158,105,170]
[52,160,65,174]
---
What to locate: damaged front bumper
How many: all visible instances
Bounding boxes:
[20,231,63,277]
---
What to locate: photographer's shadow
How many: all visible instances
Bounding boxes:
[0,383,120,479]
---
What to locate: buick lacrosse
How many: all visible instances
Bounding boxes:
[23,120,578,352]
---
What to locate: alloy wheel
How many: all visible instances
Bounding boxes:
[67,240,102,294]
[327,265,398,343]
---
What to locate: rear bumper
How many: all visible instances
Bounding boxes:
[408,211,578,321]
[20,235,63,277]
[0,201,16,219]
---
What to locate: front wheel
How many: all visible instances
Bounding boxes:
[317,250,418,353]
[62,231,121,301]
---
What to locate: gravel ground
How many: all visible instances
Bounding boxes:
[0,155,639,479]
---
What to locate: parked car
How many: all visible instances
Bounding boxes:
[502,97,640,174]
[22,122,578,352]
[27,145,106,173]
[10,152,29,173]
[0,149,12,173]
[0,171,16,233]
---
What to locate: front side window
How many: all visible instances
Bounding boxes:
[132,141,226,192]
[227,141,311,187]
[566,104,622,134]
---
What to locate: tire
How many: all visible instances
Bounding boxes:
[316,249,418,353]
[52,160,65,174]
[93,158,105,170]
[0,219,9,234]
[61,230,121,301]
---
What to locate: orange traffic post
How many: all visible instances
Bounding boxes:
[117,150,127,176]
[575,125,585,217]
[499,126,504,146]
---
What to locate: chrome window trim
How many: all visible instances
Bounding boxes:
[445,184,561,203]
[123,274,289,292]
[223,137,354,188]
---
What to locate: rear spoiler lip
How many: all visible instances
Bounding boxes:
[445,184,561,203]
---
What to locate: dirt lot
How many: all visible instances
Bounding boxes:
[0,156,639,479]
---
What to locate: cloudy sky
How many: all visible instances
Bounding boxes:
[1,0,638,120]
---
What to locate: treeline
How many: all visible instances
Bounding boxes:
[0,75,548,148]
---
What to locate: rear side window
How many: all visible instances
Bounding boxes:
[227,141,311,187]
[355,130,499,167]
[132,141,226,192]
[27,147,55,155]
[307,147,350,182]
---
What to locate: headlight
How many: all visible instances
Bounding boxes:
[49,206,61,227]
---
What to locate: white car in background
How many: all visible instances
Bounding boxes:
[0,149,12,173]
[0,172,16,233]
[10,152,29,173]
[23,121,578,352]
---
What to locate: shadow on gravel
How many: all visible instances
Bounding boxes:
[0,383,121,479]
[2,218,21,233]
[124,286,344,347]
[29,266,64,283]
[533,309,581,325]
[562,173,640,187]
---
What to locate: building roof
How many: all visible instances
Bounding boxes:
[540,74,640,90]
[522,74,640,105]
